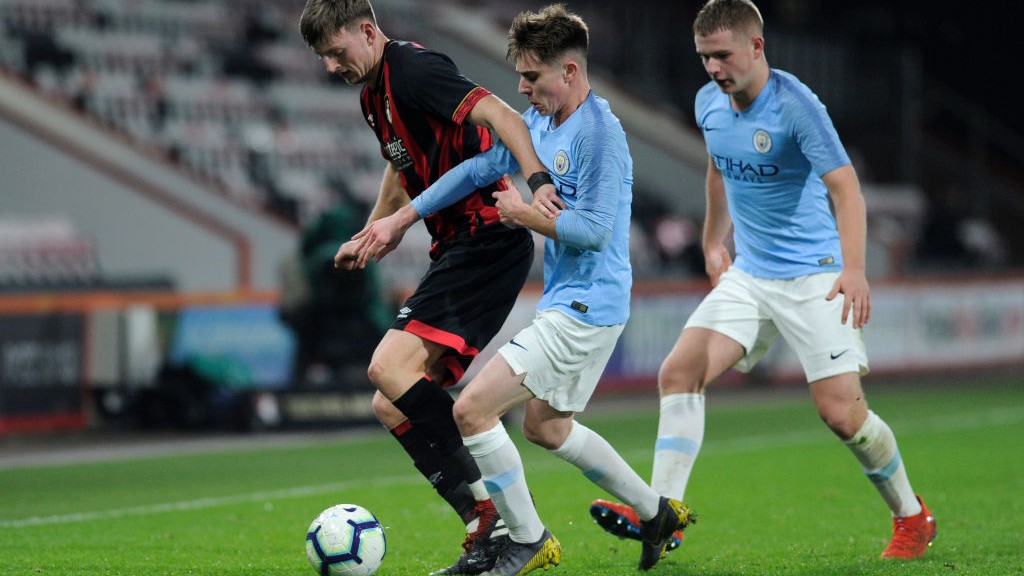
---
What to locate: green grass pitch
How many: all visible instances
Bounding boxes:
[1,376,1021,575]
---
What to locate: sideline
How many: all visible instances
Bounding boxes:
[0,427,383,470]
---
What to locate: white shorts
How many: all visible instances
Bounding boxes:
[498,309,624,412]
[684,267,868,382]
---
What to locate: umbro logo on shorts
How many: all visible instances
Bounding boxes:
[397,306,412,319]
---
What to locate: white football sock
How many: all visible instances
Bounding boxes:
[463,423,545,544]
[650,393,705,501]
[844,410,921,517]
[549,421,660,520]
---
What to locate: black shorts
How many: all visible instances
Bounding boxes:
[393,225,534,387]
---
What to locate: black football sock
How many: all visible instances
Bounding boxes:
[389,420,476,521]
[392,377,484,486]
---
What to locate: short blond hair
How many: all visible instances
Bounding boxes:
[693,0,763,37]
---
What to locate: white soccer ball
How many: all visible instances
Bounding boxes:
[305,503,387,576]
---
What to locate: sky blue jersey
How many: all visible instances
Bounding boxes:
[695,69,850,279]
[412,91,633,326]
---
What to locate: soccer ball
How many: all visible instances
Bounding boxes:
[305,503,387,576]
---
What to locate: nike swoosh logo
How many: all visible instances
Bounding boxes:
[509,339,528,351]
[830,350,849,360]
[702,126,718,132]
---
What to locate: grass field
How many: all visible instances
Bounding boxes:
[1,376,1022,576]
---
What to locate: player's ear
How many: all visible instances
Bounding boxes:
[750,35,765,59]
[360,20,376,45]
[562,61,578,83]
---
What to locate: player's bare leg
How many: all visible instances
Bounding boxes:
[812,373,936,559]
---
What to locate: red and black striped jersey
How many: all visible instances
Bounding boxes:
[360,40,505,259]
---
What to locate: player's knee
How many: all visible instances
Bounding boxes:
[365,359,388,387]
[366,357,408,394]
[521,419,561,450]
[451,394,481,435]
[813,379,868,440]
[658,363,704,395]
[451,396,470,430]
[817,405,862,440]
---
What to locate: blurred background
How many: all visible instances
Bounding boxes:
[0,0,1020,436]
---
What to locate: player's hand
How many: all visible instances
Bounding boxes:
[704,245,732,287]
[494,175,531,227]
[531,182,564,218]
[351,214,406,268]
[827,268,871,328]
[333,239,362,270]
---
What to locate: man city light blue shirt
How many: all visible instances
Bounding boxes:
[695,68,850,279]
[412,91,633,326]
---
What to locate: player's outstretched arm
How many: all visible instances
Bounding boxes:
[350,204,419,268]
[335,163,408,270]
[348,144,515,267]
[468,94,563,217]
[493,175,557,239]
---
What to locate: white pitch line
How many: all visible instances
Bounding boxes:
[0,475,416,529]
[2,405,1021,530]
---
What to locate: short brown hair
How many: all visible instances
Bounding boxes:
[693,0,763,37]
[299,0,377,50]
[506,3,588,66]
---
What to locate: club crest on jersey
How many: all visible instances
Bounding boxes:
[553,150,570,175]
[753,129,772,154]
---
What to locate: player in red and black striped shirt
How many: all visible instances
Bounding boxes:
[358,40,510,259]
[300,2,558,574]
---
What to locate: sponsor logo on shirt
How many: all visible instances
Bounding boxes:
[384,138,414,171]
[710,154,779,182]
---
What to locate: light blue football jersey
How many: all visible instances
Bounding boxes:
[412,91,633,326]
[695,69,850,279]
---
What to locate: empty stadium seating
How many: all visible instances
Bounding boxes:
[0,0,380,229]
